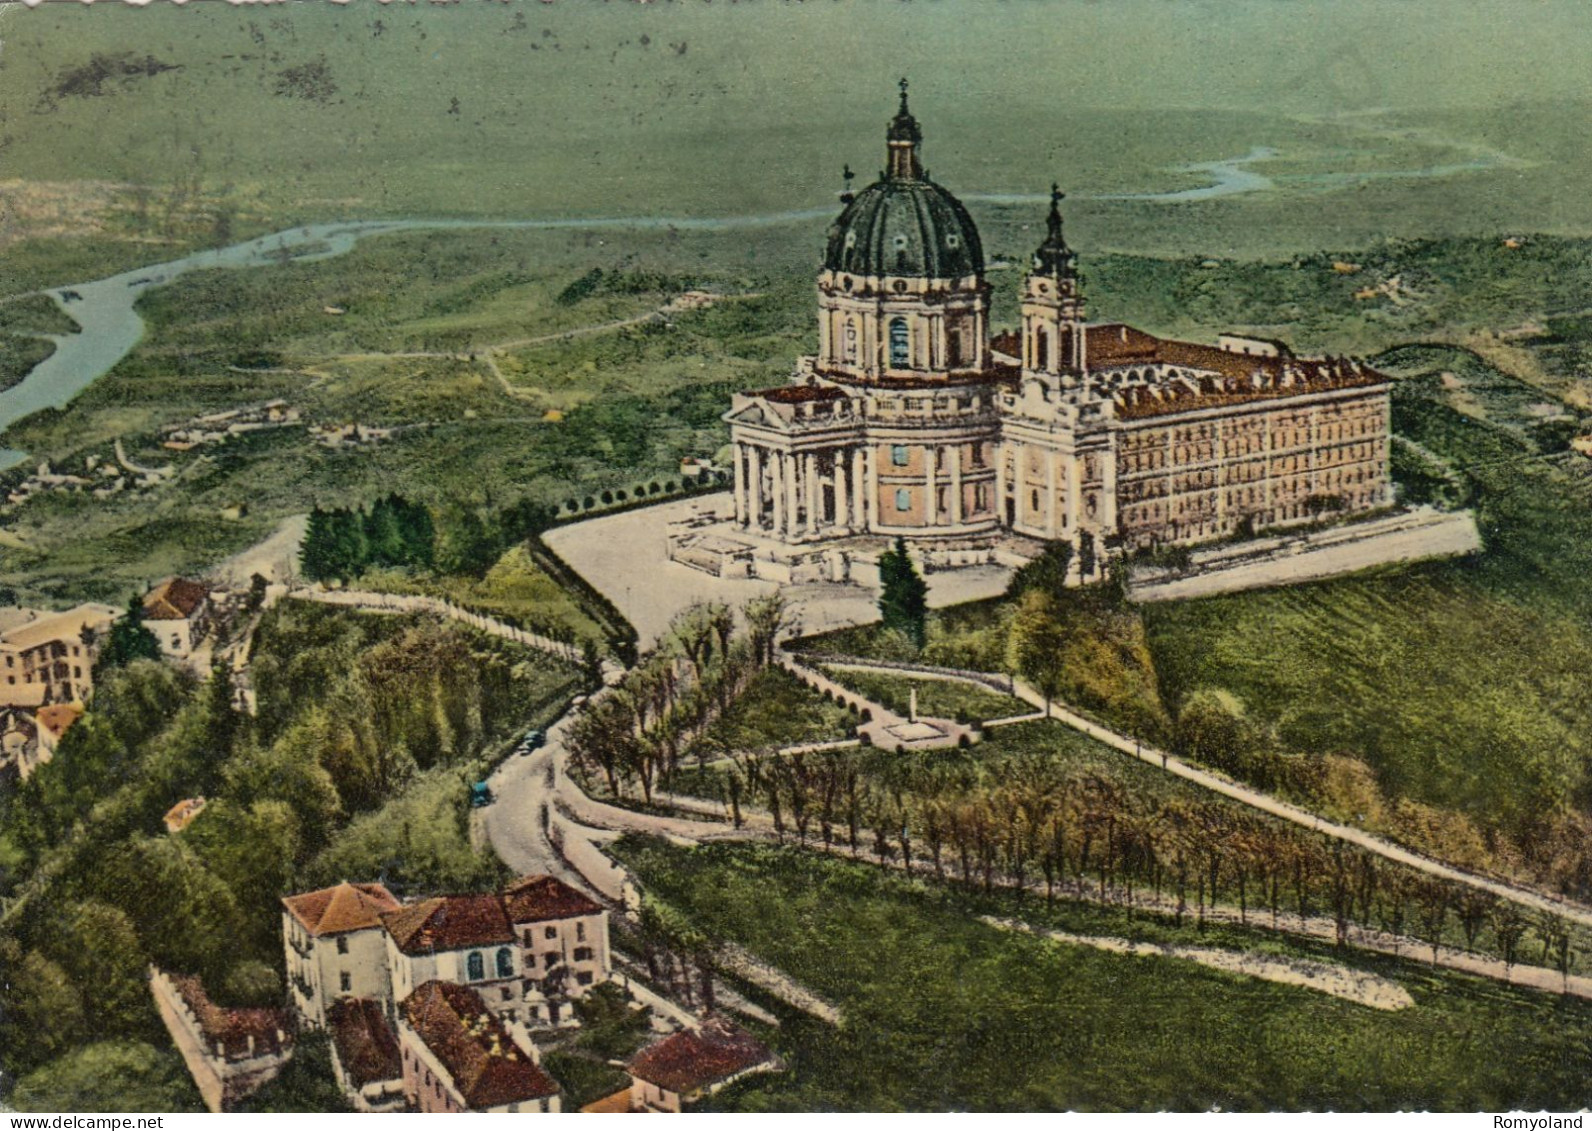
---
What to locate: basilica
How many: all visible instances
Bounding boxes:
[715,84,1391,583]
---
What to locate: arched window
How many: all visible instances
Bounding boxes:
[948,327,963,367]
[1035,327,1049,371]
[497,947,515,978]
[889,318,910,368]
[467,951,485,981]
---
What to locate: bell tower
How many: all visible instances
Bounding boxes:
[1021,185,1085,379]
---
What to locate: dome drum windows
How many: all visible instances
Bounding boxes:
[889,318,911,368]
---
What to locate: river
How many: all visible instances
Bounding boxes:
[0,209,844,470]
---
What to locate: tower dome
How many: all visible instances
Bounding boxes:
[822,80,984,280]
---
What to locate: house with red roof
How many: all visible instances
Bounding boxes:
[381,874,610,1030]
[281,881,403,1029]
[398,981,561,1113]
[142,576,215,661]
[325,997,406,1112]
[626,1014,781,1113]
[149,966,295,1113]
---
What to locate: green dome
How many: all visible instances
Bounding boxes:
[823,177,985,280]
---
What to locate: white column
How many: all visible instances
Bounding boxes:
[733,443,747,526]
[747,445,763,529]
[770,449,785,537]
[995,443,1007,527]
[785,452,801,540]
[949,443,963,526]
[1047,449,1059,538]
[854,448,869,532]
[925,446,938,526]
[864,447,878,530]
[804,452,818,537]
[1065,454,1080,542]
[834,450,850,531]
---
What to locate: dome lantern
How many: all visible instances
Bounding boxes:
[886,77,923,180]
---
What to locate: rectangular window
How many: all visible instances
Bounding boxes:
[894,488,911,512]
[576,922,585,942]
[336,936,348,955]
[545,953,559,968]
[339,972,351,993]
[577,972,595,986]
[891,445,910,467]
[544,926,556,940]
[573,947,594,962]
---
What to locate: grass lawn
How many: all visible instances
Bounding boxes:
[617,837,1592,1111]
[817,665,1028,723]
[1146,349,1592,846]
[361,543,606,650]
[688,665,860,758]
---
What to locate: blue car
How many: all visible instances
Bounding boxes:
[469,782,493,808]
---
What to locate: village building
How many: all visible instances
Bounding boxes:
[325,997,406,1113]
[712,84,1392,583]
[0,603,118,707]
[381,875,611,1030]
[281,881,403,1030]
[148,966,294,1113]
[163,795,208,834]
[397,981,561,1114]
[0,701,84,781]
[625,1015,781,1113]
[142,576,215,661]
[501,873,611,1006]
[383,893,531,1024]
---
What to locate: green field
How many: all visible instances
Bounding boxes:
[1144,348,1592,883]
[618,838,1592,1111]
[817,665,1028,723]
[5,0,1592,294]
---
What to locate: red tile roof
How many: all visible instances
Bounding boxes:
[995,324,1385,420]
[501,875,604,924]
[749,384,851,404]
[401,981,559,1109]
[282,882,402,937]
[165,970,293,1060]
[143,577,211,621]
[627,1015,777,1097]
[327,997,402,1088]
[382,893,515,955]
[35,702,84,740]
[581,1087,636,1113]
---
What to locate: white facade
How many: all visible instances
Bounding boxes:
[284,915,394,1030]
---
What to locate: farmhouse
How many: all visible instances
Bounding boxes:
[148,967,294,1113]
[720,83,1391,583]
[626,1014,781,1113]
[397,980,561,1114]
[281,880,403,1030]
[142,576,215,660]
[0,603,118,707]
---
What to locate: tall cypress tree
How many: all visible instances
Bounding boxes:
[877,536,928,650]
[363,495,407,569]
[299,506,338,583]
[97,595,163,673]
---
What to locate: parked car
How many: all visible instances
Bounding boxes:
[469,782,493,808]
[519,729,546,753]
